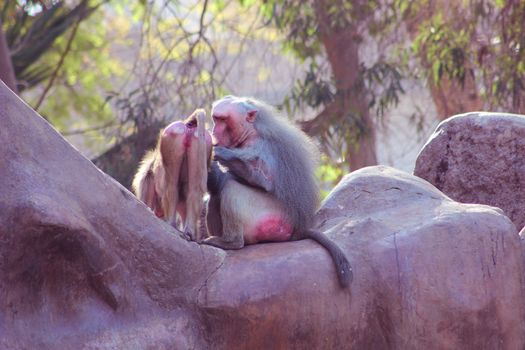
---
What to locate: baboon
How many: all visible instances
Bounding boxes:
[132,109,211,241]
[203,96,352,287]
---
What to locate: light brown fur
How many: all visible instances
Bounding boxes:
[132,109,210,241]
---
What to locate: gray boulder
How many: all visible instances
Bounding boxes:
[415,112,525,230]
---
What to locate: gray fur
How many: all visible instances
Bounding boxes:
[208,96,352,286]
[218,96,320,233]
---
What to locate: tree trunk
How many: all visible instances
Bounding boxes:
[405,1,483,120]
[0,20,18,94]
[428,75,483,120]
[313,0,377,170]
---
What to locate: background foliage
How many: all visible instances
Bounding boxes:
[1,0,523,189]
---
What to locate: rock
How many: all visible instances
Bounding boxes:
[1,82,524,348]
[0,81,223,349]
[312,167,525,349]
[414,112,525,230]
[199,166,525,349]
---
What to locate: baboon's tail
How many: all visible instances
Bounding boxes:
[304,230,353,288]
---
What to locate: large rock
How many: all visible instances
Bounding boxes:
[0,83,223,349]
[414,112,525,230]
[1,82,524,349]
[198,165,525,349]
[198,166,525,349]
[310,167,525,349]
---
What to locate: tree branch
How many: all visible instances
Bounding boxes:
[34,17,81,111]
[62,120,116,136]
[0,19,18,94]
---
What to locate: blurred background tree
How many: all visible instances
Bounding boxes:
[1,0,523,191]
[406,0,525,117]
[258,0,405,175]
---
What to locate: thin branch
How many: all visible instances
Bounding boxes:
[34,17,81,112]
[218,8,260,87]
[143,1,210,96]
[62,120,116,136]
[197,0,209,37]
[187,0,209,56]
[144,34,191,94]
[299,100,339,136]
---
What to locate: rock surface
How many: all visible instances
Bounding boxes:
[414,112,525,230]
[1,83,524,349]
[0,82,224,349]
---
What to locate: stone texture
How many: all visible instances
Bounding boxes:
[521,228,525,287]
[1,82,524,349]
[0,82,224,349]
[414,112,525,230]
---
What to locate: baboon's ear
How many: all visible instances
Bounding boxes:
[246,109,257,123]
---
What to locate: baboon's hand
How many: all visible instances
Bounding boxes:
[213,146,233,162]
[181,229,194,242]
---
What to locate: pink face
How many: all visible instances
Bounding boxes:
[211,98,240,147]
[211,97,257,148]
